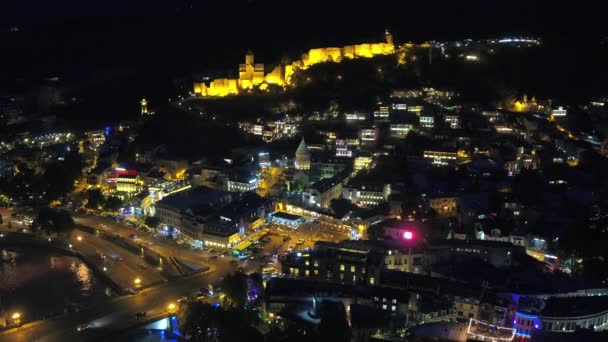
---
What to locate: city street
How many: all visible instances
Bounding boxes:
[0,271,217,342]
[66,229,166,289]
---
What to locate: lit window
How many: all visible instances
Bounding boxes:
[382,304,387,310]
[314,269,319,275]
[305,270,310,276]
[305,260,309,266]
[392,305,396,312]
[340,264,345,271]
[350,265,356,272]
[369,277,375,285]
[314,261,319,267]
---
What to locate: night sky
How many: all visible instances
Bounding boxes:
[2,0,608,106]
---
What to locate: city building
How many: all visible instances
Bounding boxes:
[390,124,414,138]
[295,138,311,170]
[107,168,142,195]
[227,176,258,192]
[303,174,346,208]
[551,106,567,120]
[515,296,608,338]
[428,239,518,269]
[343,183,391,207]
[345,112,367,122]
[420,114,435,128]
[354,156,373,171]
[373,105,390,122]
[423,150,458,166]
[282,240,385,286]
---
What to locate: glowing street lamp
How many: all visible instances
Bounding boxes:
[12,312,21,325]
[134,277,141,287]
[77,236,83,241]
[403,231,413,240]
[167,303,176,312]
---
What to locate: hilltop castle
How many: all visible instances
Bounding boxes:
[193,30,395,97]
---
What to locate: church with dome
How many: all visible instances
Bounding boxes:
[295,138,311,170]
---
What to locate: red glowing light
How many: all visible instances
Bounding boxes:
[403,231,413,240]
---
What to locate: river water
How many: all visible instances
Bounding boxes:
[0,247,110,321]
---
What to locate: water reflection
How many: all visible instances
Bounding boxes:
[0,247,109,320]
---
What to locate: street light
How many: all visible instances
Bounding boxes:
[12,312,21,325]
[134,277,141,287]
[77,236,83,241]
[167,303,176,312]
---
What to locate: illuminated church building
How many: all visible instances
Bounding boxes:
[194,30,395,97]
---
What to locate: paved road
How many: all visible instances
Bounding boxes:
[66,229,166,289]
[0,211,350,340]
[0,271,219,342]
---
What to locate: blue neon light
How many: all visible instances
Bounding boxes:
[516,312,539,319]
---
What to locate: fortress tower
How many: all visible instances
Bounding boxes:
[239,51,265,89]
[385,29,394,46]
[140,98,148,115]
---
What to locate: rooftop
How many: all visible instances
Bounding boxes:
[542,296,608,318]
[156,186,230,212]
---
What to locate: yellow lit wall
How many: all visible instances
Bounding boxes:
[265,65,285,85]
[194,33,399,97]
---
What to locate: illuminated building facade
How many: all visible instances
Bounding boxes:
[354,156,373,170]
[140,98,148,115]
[343,183,391,207]
[295,138,311,170]
[419,115,434,128]
[423,150,458,166]
[193,31,397,97]
[107,169,142,194]
[227,177,259,192]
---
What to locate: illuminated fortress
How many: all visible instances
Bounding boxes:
[194,30,396,97]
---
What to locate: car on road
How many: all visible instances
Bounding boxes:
[283,237,290,242]
[77,323,92,332]
[115,255,124,261]
[135,311,147,318]
[139,263,149,269]
[128,288,140,295]
[178,296,189,304]
[287,245,295,251]
[147,240,154,246]
[129,234,138,239]
[99,224,107,228]
[296,238,304,245]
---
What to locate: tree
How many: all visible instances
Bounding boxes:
[181,302,262,342]
[144,216,161,228]
[33,208,74,240]
[85,189,104,209]
[319,301,351,342]
[41,151,84,203]
[104,196,124,212]
[220,272,248,310]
